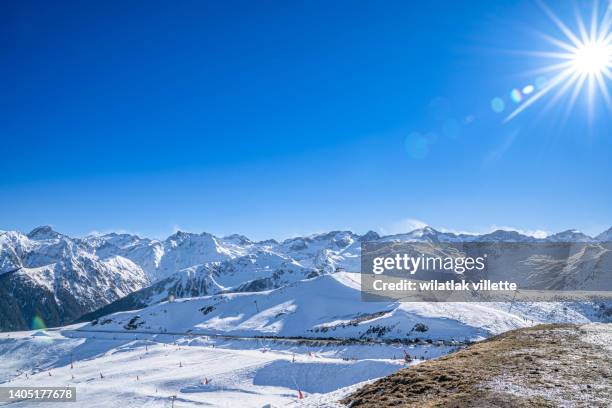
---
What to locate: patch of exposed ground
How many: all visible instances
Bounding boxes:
[341,324,611,407]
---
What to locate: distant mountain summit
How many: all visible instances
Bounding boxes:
[26,225,63,240]
[476,230,539,243]
[596,227,612,242]
[547,229,594,243]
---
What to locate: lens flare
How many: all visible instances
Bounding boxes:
[510,89,523,103]
[535,76,548,89]
[491,97,505,113]
[31,315,47,330]
[505,0,612,122]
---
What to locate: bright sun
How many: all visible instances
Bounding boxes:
[506,1,612,121]
[572,40,612,74]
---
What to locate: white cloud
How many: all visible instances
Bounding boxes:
[440,225,549,238]
[437,227,480,236]
[487,225,548,239]
[379,218,428,235]
[379,221,549,238]
[171,224,184,234]
[84,228,142,238]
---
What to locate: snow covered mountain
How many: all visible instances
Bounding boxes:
[2,225,611,331]
[546,229,594,243]
[0,227,148,331]
[596,227,612,242]
[381,227,473,243]
[273,230,371,272]
[78,249,319,323]
[84,231,249,281]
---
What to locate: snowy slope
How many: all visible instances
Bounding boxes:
[0,326,434,408]
[81,272,610,343]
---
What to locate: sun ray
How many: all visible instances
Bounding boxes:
[519,60,575,78]
[587,74,596,120]
[510,50,576,59]
[590,0,599,41]
[547,71,582,109]
[595,71,612,109]
[563,72,588,121]
[538,32,580,53]
[505,68,575,122]
[539,72,582,124]
[537,0,583,47]
[575,3,590,43]
[598,5,612,42]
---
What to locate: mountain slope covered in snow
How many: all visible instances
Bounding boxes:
[82,272,612,342]
[0,227,148,331]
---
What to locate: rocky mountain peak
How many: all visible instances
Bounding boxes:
[27,225,62,240]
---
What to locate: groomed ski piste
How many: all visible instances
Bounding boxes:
[1,272,609,407]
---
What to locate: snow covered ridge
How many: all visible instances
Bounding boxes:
[80,272,611,342]
[4,224,612,279]
[1,225,611,332]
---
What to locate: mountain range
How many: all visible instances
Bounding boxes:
[1,225,611,331]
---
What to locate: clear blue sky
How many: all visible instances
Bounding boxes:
[1,0,610,240]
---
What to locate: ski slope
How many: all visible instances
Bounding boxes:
[0,327,452,408]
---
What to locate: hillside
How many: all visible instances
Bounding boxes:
[342,323,612,407]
